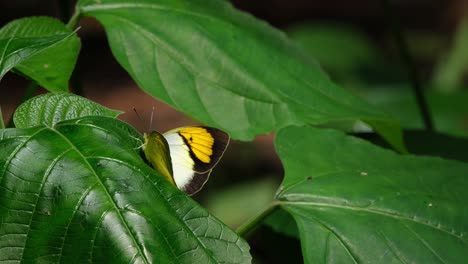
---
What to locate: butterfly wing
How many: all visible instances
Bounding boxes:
[163,126,229,195]
[142,131,174,185]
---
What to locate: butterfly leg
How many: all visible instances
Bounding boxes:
[129,134,144,149]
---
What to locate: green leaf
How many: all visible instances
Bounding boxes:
[275,126,468,263]
[263,207,299,239]
[0,17,80,92]
[0,116,251,263]
[13,93,123,128]
[77,0,404,151]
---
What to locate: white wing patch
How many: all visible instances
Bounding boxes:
[163,132,195,190]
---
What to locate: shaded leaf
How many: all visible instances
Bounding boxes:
[0,116,251,263]
[13,93,122,128]
[286,23,408,85]
[0,17,80,92]
[248,224,302,264]
[287,23,380,76]
[263,207,299,239]
[360,87,468,137]
[275,126,468,263]
[77,0,404,151]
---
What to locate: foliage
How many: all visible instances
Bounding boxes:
[275,126,468,263]
[13,93,122,128]
[0,0,467,263]
[0,17,80,92]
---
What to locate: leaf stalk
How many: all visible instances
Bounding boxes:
[237,201,279,239]
[66,6,82,30]
[0,105,4,129]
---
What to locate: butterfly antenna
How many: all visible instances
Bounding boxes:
[149,105,155,131]
[133,107,148,132]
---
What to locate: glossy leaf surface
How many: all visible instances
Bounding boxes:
[13,93,122,128]
[0,17,80,92]
[77,0,403,151]
[0,116,251,263]
[275,126,468,263]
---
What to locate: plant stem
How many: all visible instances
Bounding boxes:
[66,6,81,31]
[381,0,434,131]
[236,201,279,239]
[0,105,4,129]
[64,2,84,96]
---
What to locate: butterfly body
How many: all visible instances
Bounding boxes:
[143,126,229,195]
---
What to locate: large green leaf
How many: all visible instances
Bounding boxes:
[275,126,468,263]
[0,17,80,92]
[13,93,123,128]
[77,0,404,151]
[0,116,251,263]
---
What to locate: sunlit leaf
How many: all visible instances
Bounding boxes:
[77,0,404,151]
[13,93,122,128]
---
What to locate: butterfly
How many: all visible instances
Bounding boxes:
[142,126,230,195]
